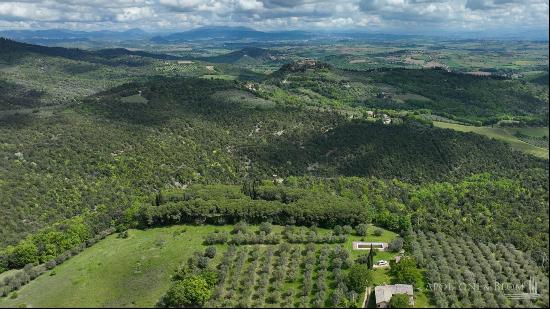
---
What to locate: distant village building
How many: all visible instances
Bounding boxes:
[394,255,402,264]
[283,59,331,72]
[244,82,258,92]
[382,114,392,125]
[375,284,414,308]
[377,91,393,100]
[272,174,284,185]
[303,59,318,67]
[366,111,374,117]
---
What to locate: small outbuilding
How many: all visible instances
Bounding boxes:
[352,242,388,251]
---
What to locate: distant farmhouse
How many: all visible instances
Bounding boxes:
[375,284,414,308]
[381,114,392,125]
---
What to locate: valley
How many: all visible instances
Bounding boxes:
[0,26,548,308]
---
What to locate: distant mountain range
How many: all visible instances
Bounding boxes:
[0,37,182,64]
[1,26,547,45]
[151,26,314,43]
[0,28,151,44]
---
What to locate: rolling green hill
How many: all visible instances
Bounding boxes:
[1,76,547,246]
[0,39,266,111]
[434,121,549,159]
[264,63,549,125]
[0,38,548,309]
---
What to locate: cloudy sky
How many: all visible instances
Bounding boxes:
[0,0,548,34]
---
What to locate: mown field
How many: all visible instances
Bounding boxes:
[433,122,549,159]
[0,226,216,307]
[0,224,414,308]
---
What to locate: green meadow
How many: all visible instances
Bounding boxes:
[434,121,549,159]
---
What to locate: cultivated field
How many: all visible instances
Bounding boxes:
[411,231,549,308]
[434,122,549,159]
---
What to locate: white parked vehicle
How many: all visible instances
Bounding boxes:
[377,260,388,266]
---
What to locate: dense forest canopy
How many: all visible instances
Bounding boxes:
[0,77,547,247]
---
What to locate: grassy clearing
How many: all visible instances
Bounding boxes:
[200,74,237,80]
[210,90,276,109]
[121,94,148,104]
[0,64,19,73]
[0,225,225,308]
[515,126,549,137]
[434,121,549,159]
[394,93,432,103]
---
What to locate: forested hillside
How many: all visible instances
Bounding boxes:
[129,173,548,255]
[0,77,547,247]
[0,39,548,308]
[264,64,548,125]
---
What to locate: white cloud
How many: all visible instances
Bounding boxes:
[0,2,61,21]
[0,0,546,33]
[237,0,264,11]
[116,7,155,21]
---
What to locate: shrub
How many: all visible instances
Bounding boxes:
[232,221,248,234]
[389,293,411,308]
[373,229,383,237]
[355,254,370,265]
[355,224,368,236]
[197,256,210,269]
[266,291,280,304]
[203,232,228,245]
[343,225,354,235]
[0,252,8,273]
[45,260,56,270]
[388,238,404,252]
[7,241,39,269]
[117,230,129,239]
[259,222,273,234]
[204,246,216,259]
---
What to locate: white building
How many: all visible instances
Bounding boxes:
[382,114,392,125]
